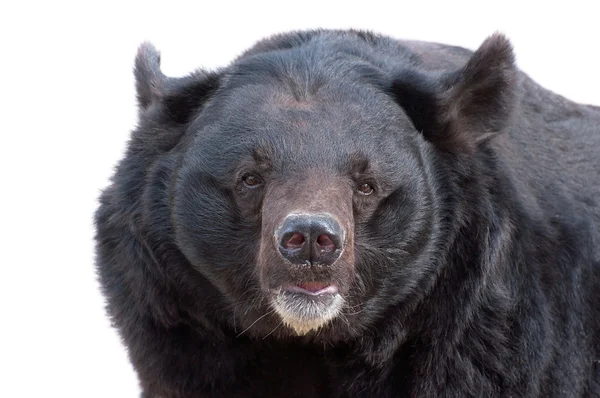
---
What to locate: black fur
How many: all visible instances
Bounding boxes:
[96,30,600,397]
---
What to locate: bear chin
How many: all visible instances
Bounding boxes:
[271,291,345,335]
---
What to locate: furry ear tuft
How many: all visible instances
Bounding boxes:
[392,33,519,152]
[439,33,518,148]
[132,43,221,124]
[134,42,166,110]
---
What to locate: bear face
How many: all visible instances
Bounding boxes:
[171,53,437,339]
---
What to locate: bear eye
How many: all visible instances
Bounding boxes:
[242,174,262,188]
[357,183,374,195]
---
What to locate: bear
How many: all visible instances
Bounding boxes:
[95,29,600,397]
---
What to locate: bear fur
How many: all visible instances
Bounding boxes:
[95,30,600,397]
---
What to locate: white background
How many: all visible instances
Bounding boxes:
[1,1,598,397]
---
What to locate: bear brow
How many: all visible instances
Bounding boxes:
[251,146,273,169]
[347,151,370,175]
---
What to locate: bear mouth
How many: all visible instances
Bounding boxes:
[286,282,338,296]
[270,283,344,335]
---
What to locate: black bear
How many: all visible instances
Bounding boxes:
[95,30,600,397]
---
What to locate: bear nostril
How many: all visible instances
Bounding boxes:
[316,234,335,252]
[284,233,305,249]
[276,214,344,266]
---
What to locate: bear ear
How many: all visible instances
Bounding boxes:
[392,33,518,152]
[134,42,221,124]
[135,42,166,110]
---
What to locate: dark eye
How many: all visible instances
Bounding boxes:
[242,174,262,188]
[357,183,374,195]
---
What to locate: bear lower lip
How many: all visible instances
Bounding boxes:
[285,283,338,296]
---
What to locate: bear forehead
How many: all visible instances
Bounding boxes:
[204,80,413,145]
[216,46,411,127]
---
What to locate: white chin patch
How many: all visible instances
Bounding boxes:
[272,291,344,335]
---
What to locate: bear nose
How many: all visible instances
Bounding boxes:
[276,214,344,266]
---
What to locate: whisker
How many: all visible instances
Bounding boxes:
[236,309,275,338]
[262,320,284,340]
[344,308,366,316]
[230,287,262,331]
[233,305,237,333]
[339,313,351,328]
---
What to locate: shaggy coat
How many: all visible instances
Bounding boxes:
[95,30,600,397]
